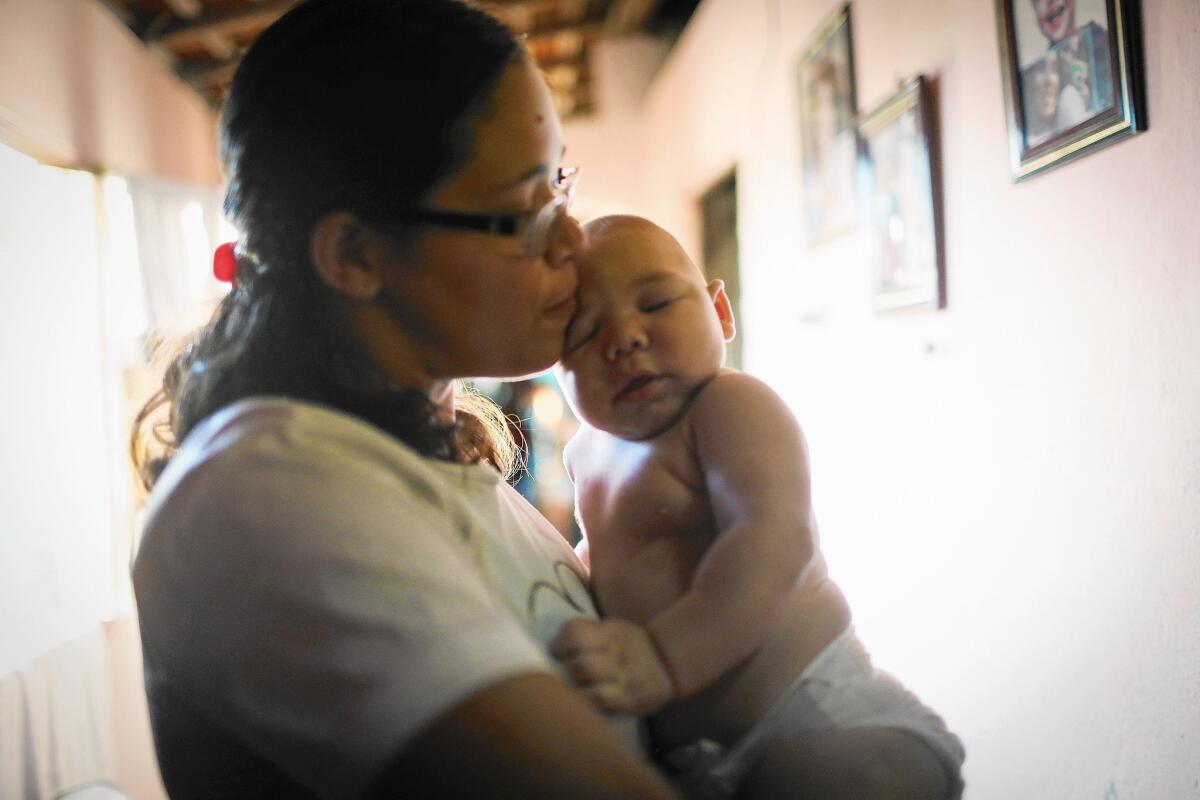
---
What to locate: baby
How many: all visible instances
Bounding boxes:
[551,215,964,799]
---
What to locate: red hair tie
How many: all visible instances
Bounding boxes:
[213,242,238,284]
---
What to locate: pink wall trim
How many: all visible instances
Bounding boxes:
[0,0,220,186]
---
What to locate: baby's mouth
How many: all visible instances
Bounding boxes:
[614,374,664,403]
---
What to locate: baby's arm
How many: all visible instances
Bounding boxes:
[646,372,815,698]
[554,373,816,712]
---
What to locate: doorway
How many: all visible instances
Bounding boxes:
[700,170,742,369]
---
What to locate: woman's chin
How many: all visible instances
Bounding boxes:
[485,355,560,382]
[505,365,557,382]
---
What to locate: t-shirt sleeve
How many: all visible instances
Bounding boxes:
[134,423,552,799]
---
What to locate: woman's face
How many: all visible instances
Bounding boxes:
[374,55,581,383]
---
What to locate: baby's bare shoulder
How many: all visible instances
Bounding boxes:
[690,370,799,430]
[563,424,626,481]
[562,424,596,477]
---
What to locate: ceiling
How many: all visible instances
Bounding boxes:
[100,0,700,119]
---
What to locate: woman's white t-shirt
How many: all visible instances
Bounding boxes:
[133,398,637,798]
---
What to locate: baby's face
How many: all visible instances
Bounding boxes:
[556,219,733,441]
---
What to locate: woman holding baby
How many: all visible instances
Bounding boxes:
[131,1,960,797]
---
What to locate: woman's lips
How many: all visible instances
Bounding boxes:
[545,294,577,319]
[614,374,666,404]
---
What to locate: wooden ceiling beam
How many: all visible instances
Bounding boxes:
[500,0,593,31]
[162,0,204,19]
[485,0,589,9]
[95,0,134,27]
[178,54,237,83]
[605,0,659,34]
[524,20,602,43]
[148,0,299,50]
[200,31,238,61]
[186,60,240,93]
[536,50,591,71]
[151,0,604,51]
[182,54,594,95]
[176,18,598,93]
[486,0,608,14]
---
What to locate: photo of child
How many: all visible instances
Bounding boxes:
[798,6,860,243]
[1014,0,1115,147]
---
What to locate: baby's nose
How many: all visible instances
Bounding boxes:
[605,322,648,361]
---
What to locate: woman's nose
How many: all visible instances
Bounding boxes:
[544,213,584,269]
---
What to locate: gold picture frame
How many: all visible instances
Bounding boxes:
[996,0,1146,181]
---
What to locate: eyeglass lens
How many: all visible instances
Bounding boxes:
[522,170,578,257]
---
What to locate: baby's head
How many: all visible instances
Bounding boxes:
[556,215,735,441]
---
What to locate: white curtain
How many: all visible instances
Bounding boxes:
[0,631,114,799]
[0,146,219,799]
[0,142,118,799]
[0,144,115,676]
[126,173,227,336]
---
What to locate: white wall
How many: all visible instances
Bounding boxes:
[565,35,669,222]
[569,1,1200,797]
[0,0,220,184]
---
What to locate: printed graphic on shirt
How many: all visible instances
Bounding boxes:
[526,560,591,642]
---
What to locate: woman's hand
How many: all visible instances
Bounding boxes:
[550,618,675,715]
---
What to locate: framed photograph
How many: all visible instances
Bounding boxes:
[797,4,860,243]
[996,0,1146,180]
[860,76,944,312]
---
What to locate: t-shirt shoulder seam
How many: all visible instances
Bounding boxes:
[211,396,500,485]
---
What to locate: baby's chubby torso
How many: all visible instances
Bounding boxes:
[566,375,852,748]
[568,418,713,623]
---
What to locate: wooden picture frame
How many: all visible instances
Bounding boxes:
[996,0,1146,180]
[860,76,945,312]
[797,4,861,243]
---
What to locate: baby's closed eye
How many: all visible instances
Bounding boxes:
[565,317,599,354]
[639,289,686,313]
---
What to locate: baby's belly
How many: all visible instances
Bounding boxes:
[590,535,710,622]
[649,569,853,750]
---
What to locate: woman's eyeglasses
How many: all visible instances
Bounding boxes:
[384,167,579,258]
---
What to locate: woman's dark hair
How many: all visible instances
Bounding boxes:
[133,0,523,488]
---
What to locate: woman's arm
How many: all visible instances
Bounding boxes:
[367,673,677,799]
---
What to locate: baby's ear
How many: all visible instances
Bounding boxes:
[707,279,736,342]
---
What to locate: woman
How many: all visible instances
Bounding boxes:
[131,1,676,797]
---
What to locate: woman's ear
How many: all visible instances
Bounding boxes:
[707,279,736,342]
[309,212,384,300]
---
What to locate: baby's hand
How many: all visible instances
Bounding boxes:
[550,618,674,715]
